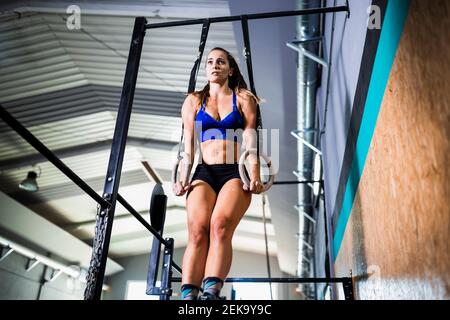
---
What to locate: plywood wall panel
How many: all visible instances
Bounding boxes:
[334,0,450,299]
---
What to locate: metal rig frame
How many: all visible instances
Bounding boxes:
[0,3,353,301]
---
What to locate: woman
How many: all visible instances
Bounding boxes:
[172,47,264,300]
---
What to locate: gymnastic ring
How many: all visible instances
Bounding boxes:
[171,153,192,194]
[238,149,275,192]
[171,156,181,188]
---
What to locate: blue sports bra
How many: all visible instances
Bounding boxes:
[195,91,244,142]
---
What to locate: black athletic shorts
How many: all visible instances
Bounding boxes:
[186,163,242,197]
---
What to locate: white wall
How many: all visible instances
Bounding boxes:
[0,248,85,300]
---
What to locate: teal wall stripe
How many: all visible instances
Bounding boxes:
[333,0,411,260]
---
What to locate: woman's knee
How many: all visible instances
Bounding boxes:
[210,216,233,241]
[188,223,210,246]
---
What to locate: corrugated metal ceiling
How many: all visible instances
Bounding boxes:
[0,0,278,258]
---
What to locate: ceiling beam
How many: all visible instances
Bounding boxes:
[3,1,230,19]
[0,136,177,172]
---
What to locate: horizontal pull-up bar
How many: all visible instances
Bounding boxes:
[146,5,349,29]
[171,276,351,284]
[273,180,323,185]
[0,105,109,208]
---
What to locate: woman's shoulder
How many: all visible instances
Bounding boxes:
[184,93,202,107]
[185,92,200,102]
[235,88,253,99]
[235,89,258,106]
[181,93,202,116]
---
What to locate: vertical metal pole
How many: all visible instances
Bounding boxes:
[84,17,147,300]
[342,277,354,300]
[160,238,174,300]
[146,185,168,296]
[146,237,162,295]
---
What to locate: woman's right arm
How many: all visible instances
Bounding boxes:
[179,94,197,186]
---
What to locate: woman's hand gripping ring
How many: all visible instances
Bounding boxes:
[238,148,275,193]
[171,153,192,196]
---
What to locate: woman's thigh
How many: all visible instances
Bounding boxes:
[211,178,252,230]
[186,180,217,228]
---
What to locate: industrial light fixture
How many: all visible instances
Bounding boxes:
[19,171,39,192]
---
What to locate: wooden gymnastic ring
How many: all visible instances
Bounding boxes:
[238,149,275,192]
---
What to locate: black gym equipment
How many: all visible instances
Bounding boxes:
[171,19,210,190]
[0,3,352,301]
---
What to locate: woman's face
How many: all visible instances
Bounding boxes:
[206,50,233,84]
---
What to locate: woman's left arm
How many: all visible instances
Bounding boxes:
[239,91,263,194]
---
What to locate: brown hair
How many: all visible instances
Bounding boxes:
[192,47,260,106]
